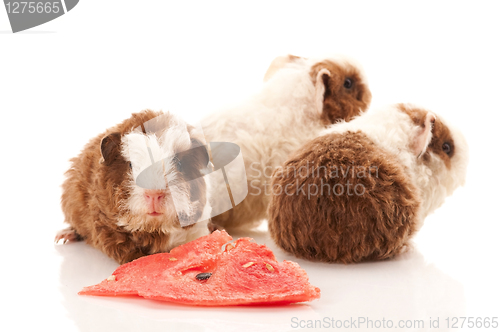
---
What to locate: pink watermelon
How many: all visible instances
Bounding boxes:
[79,230,320,306]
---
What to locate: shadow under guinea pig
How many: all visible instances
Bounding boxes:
[236,227,466,331]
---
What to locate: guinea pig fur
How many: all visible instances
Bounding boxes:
[268,103,469,264]
[204,54,372,232]
[55,110,212,264]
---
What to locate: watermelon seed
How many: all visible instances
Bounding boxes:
[221,240,237,252]
[242,262,255,268]
[169,257,178,261]
[107,275,116,281]
[195,272,212,281]
[265,263,274,271]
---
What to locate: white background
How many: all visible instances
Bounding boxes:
[1,1,499,331]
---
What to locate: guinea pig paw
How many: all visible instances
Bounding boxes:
[207,221,224,233]
[54,227,82,244]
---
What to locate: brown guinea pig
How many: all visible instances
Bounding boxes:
[268,103,469,263]
[55,110,213,264]
[204,54,372,232]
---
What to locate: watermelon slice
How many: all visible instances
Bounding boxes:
[79,230,320,306]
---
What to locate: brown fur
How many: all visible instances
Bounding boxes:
[311,60,372,125]
[58,110,210,264]
[268,131,420,263]
[398,103,455,168]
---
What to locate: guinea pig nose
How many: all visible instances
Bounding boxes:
[144,191,165,204]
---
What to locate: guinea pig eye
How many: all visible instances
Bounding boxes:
[442,142,452,155]
[128,162,132,169]
[343,77,353,89]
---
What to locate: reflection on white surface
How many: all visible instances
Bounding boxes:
[53,226,465,332]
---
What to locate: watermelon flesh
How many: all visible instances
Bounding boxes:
[79,230,320,306]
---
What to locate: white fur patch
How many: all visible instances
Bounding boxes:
[166,220,210,251]
[123,114,191,186]
[119,113,209,229]
[322,105,418,172]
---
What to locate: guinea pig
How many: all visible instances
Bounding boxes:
[203,54,372,231]
[55,110,213,264]
[268,103,469,263]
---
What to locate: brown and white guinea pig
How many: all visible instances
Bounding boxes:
[55,110,213,264]
[203,54,372,231]
[268,103,469,263]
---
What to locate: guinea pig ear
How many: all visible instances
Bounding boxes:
[314,68,332,115]
[412,112,436,157]
[191,138,210,166]
[100,132,122,166]
[263,54,303,82]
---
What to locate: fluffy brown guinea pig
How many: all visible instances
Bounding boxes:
[268,103,469,264]
[55,110,213,264]
[204,54,372,232]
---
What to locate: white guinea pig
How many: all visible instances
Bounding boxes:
[268,103,469,263]
[203,54,372,231]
